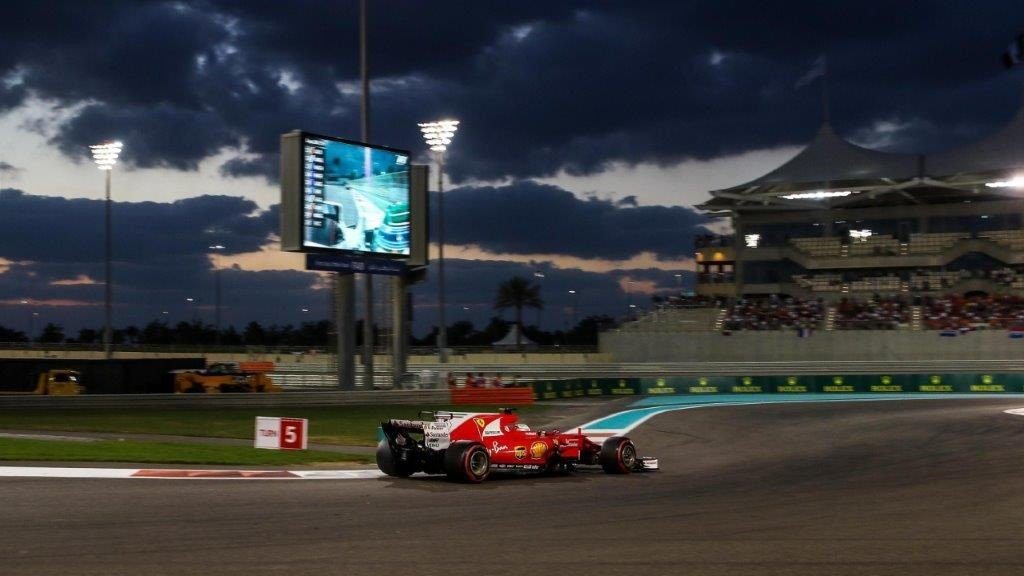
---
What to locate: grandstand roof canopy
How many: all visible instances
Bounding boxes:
[701,96,1024,215]
[928,101,1024,181]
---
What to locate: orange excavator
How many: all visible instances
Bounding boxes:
[172,362,280,394]
[0,369,84,395]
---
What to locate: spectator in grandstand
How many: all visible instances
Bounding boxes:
[491,373,504,388]
[923,294,1024,330]
[446,373,457,388]
[476,372,488,387]
[721,296,824,331]
[835,296,909,330]
[465,372,476,388]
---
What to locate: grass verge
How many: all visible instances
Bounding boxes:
[0,405,548,446]
[0,437,371,466]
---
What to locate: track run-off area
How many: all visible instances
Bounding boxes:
[6,395,1024,575]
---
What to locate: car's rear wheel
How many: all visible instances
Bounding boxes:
[376,441,416,478]
[599,437,636,474]
[444,441,490,483]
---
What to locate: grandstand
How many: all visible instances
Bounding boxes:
[690,92,1024,306]
[689,93,1024,303]
[603,95,1024,361]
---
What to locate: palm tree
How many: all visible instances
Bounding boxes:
[494,276,544,349]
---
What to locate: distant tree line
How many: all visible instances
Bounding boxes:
[0,275,619,348]
[0,315,613,348]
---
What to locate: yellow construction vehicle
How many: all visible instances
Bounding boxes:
[0,369,84,395]
[172,362,280,394]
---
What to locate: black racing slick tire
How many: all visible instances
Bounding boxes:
[599,436,637,474]
[444,441,490,483]
[376,441,415,478]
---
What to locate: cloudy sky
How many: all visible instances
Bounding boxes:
[1,1,1023,337]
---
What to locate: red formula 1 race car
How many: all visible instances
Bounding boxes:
[376,408,658,483]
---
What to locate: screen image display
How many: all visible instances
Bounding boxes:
[302,136,410,256]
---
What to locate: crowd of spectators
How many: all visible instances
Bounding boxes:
[447,372,523,388]
[722,297,824,331]
[922,294,1024,330]
[834,296,910,330]
[641,290,1024,333]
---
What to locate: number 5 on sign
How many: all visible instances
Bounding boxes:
[254,416,308,450]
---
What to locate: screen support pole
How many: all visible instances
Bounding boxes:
[391,274,407,388]
[336,273,356,390]
[359,0,375,389]
[437,151,447,363]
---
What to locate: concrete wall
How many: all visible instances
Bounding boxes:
[600,330,1024,362]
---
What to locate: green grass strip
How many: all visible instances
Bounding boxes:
[0,405,547,446]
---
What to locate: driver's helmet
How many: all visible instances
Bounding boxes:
[501,414,520,432]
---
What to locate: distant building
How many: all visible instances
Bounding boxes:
[696,100,1024,301]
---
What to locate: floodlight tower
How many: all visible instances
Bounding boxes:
[568,289,578,329]
[90,141,123,360]
[418,119,459,362]
[208,244,226,342]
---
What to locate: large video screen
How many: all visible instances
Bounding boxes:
[301,134,411,256]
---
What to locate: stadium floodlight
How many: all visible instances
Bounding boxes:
[744,234,761,248]
[781,190,854,200]
[986,175,1024,188]
[418,120,459,152]
[89,141,123,170]
[418,119,460,363]
[91,140,123,360]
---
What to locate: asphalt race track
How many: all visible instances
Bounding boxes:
[6,398,1024,575]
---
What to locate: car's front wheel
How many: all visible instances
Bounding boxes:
[599,437,637,474]
[444,441,490,483]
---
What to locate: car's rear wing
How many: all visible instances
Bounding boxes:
[385,419,430,433]
[417,410,477,421]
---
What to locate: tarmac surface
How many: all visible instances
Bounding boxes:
[5,397,1024,575]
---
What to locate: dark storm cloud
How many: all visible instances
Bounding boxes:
[4,1,1024,184]
[219,156,277,179]
[441,181,709,260]
[0,189,274,263]
[0,189,321,331]
[54,104,236,170]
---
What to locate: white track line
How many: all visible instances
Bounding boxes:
[0,466,384,480]
[0,467,139,479]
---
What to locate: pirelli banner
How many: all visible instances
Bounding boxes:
[529,373,1024,399]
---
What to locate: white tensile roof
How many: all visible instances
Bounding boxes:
[701,93,1024,214]
[714,123,920,195]
[927,98,1024,179]
[492,324,537,347]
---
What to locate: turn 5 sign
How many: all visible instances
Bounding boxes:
[254,416,308,450]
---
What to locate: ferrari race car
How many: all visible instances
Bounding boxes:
[376,408,658,483]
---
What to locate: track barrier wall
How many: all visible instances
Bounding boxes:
[529,373,1024,399]
[450,387,535,405]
